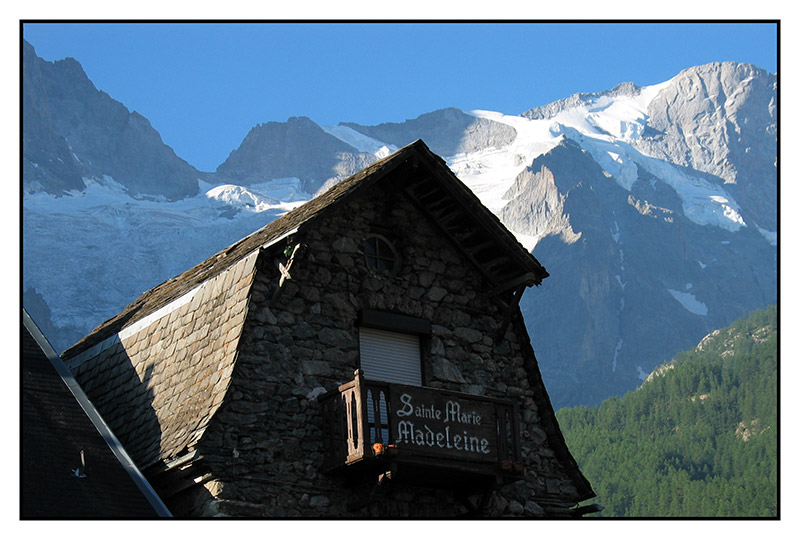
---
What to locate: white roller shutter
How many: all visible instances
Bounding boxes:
[359,327,422,386]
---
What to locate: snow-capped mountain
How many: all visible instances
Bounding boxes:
[22,40,777,408]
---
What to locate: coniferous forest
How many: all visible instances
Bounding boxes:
[556,306,778,517]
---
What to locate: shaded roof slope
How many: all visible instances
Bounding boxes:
[64,139,546,360]
[60,251,259,470]
[21,310,171,518]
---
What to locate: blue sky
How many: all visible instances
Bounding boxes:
[23,21,778,172]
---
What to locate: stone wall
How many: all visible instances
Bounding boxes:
[193,182,582,517]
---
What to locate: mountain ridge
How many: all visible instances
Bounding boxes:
[22,41,777,408]
[22,40,203,201]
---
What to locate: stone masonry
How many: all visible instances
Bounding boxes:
[190,181,584,517]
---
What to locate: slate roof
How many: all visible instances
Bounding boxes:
[21,310,171,518]
[60,252,259,469]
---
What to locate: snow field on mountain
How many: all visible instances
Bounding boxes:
[456,81,748,235]
[453,110,559,214]
[668,289,710,316]
[320,124,398,158]
[318,79,752,240]
[205,178,310,210]
[25,176,306,224]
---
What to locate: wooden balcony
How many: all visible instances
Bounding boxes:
[319,370,524,492]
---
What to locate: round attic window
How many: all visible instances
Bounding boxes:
[364,234,399,275]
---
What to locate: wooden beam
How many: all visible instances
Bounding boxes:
[401,188,498,288]
[488,273,538,296]
[495,284,527,341]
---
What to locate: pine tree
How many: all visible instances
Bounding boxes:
[557,306,778,517]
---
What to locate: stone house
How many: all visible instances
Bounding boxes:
[60,140,596,517]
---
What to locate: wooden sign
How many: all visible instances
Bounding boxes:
[389,384,498,461]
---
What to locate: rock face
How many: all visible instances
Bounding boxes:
[22,40,201,200]
[634,62,777,230]
[500,138,588,244]
[504,63,776,408]
[503,136,776,407]
[214,116,377,195]
[342,107,518,157]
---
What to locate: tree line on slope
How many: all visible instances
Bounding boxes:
[556,305,777,517]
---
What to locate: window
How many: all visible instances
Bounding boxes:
[358,310,429,444]
[359,327,422,386]
[364,234,399,275]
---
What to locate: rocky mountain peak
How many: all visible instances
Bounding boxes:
[214,115,377,195]
[520,81,642,121]
[500,138,593,245]
[636,61,777,230]
[22,39,202,201]
[341,107,517,157]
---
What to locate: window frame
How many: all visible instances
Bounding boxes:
[357,309,431,387]
[363,234,400,277]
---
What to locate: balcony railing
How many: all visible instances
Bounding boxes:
[319,370,523,488]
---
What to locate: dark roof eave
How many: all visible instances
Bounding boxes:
[404,141,549,286]
[22,310,173,517]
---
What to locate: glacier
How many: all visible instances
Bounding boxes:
[22,175,305,335]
